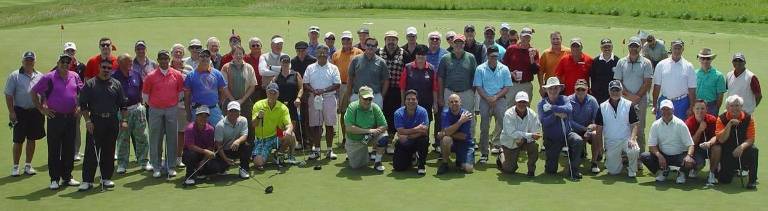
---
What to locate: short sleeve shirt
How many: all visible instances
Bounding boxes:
[31,70,83,113]
[183,68,228,106]
[348,55,389,94]
[653,58,697,98]
[304,62,341,93]
[214,116,249,147]
[438,52,477,92]
[613,56,654,94]
[441,108,474,143]
[473,62,513,96]
[184,123,215,150]
[344,101,387,141]
[394,106,429,130]
[251,99,291,139]
[695,68,726,103]
[4,69,42,109]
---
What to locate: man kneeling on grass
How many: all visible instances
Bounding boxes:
[183,107,227,186]
[498,91,541,177]
[392,90,430,175]
[436,94,475,175]
[251,83,298,171]
[214,101,251,179]
[344,86,389,172]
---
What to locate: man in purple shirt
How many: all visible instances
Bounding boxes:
[182,107,227,186]
[31,54,83,190]
[112,53,151,174]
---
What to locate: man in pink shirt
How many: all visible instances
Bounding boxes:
[142,50,185,178]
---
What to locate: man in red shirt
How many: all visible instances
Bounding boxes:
[245,37,265,102]
[501,27,540,104]
[685,100,720,184]
[85,37,118,80]
[221,34,241,66]
[555,38,593,95]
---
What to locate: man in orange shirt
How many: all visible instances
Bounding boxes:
[538,32,570,96]
[714,95,758,189]
[555,38,592,96]
[332,31,363,144]
[85,37,118,80]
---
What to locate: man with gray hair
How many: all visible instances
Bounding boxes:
[113,53,150,174]
[207,37,223,69]
[714,95,758,189]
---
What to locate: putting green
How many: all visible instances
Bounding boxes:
[1,16,765,210]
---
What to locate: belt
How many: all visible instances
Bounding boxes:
[13,106,36,111]
[52,112,76,118]
[127,103,141,110]
[446,88,469,93]
[664,94,688,101]
[192,103,217,109]
[92,112,116,118]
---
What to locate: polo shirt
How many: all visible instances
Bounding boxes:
[184,122,215,150]
[568,94,599,134]
[393,105,429,130]
[331,47,363,83]
[291,55,317,76]
[715,111,755,141]
[85,54,118,79]
[143,67,184,109]
[642,41,667,64]
[695,67,726,103]
[379,48,405,89]
[613,56,654,94]
[304,62,341,94]
[502,44,540,83]
[348,54,389,94]
[589,54,619,103]
[441,108,473,143]
[183,57,199,70]
[4,68,42,109]
[653,57,696,98]
[344,100,387,142]
[426,48,448,70]
[79,77,127,114]
[438,52,477,92]
[555,53,593,95]
[132,58,158,80]
[183,68,227,106]
[111,70,143,106]
[649,116,694,155]
[215,116,249,147]
[243,52,263,86]
[538,46,570,81]
[473,62,512,96]
[31,70,83,113]
[251,99,291,139]
[684,114,717,144]
[500,106,541,149]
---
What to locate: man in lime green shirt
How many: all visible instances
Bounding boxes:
[251,82,297,170]
[344,86,389,172]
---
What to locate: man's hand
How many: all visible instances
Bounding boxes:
[86,121,95,134]
[656,153,667,170]
[699,141,712,149]
[697,120,707,133]
[542,103,552,112]
[38,105,55,119]
[531,133,542,140]
[733,146,745,158]
[224,157,235,166]
[9,112,17,124]
[554,112,568,119]
[683,154,695,168]
[230,141,241,151]
[528,48,537,63]
[120,121,129,131]
[728,118,741,126]
[459,111,473,123]
[204,149,216,159]
[629,139,639,149]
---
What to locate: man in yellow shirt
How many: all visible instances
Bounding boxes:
[251,83,297,170]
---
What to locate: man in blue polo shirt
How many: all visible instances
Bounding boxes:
[184,49,235,125]
[392,90,430,175]
[436,94,475,175]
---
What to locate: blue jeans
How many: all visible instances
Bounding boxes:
[543,132,584,174]
[189,105,223,126]
[656,96,690,120]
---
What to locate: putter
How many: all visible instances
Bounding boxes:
[561,119,576,181]
[295,109,308,167]
[89,134,106,192]
[735,128,745,188]
[237,165,273,194]
[703,133,714,187]
[182,148,222,186]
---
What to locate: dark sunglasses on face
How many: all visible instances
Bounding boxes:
[609,88,621,92]
[251,44,261,48]
[700,57,712,61]
[326,38,336,40]
[100,65,111,69]
[430,38,440,41]
[190,46,202,50]
[100,43,111,48]
[362,98,373,101]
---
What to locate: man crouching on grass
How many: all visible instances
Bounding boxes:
[344,86,389,172]
[251,82,297,171]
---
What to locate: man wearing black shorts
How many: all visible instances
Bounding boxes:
[5,51,45,177]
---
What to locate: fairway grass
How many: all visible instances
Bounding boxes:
[0,16,765,210]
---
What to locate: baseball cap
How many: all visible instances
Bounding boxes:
[575,79,589,89]
[325,32,335,39]
[295,41,309,49]
[484,25,496,33]
[58,54,72,61]
[227,101,241,111]
[135,40,147,48]
[64,42,77,51]
[600,38,613,47]
[671,39,684,47]
[445,31,457,40]
[428,31,441,39]
[358,27,370,34]
[195,106,210,116]
[308,26,320,33]
[189,39,202,47]
[199,49,212,57]
[660,99,674,109]
[157,49,170,57]
[267,82,280,93]
[453,34,466,42]
[464,24,475,32]
[280,54,291,63]
[628,36,641,47]
[732,52,746,62]
[359,86,374,99]
[384,30,399,39]
[229,34,241,42]
[500,23,511,31]
[406,27,417,36]
[271,37,284,44]
[608,80,623,91]
[341,31,353,39]
[570,37,583,47]
[515,91,529,103]
[520,27,533,37]
[22,51,36,60]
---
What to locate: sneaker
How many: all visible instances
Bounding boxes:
[478,154,489,164]
[676,171,686,184]
[24,164,36,175]
[707,172,717,184]
[495,157,502,171]
[590,162,600,174]
[739,170,749,177]
[239,168,250,179]
[561,147,569,157]
[74,154,82,161]
[177,157,185,168]
[152,171,162,178]
[628,171,637,178]
[746,182,757,190]
[167,169,177,177]
[116,165,127,174]
[49,181,60,190]
[688,169,698,179]
[490,146,501,154]
[417,168,426,175]
[11,165,20,177]
[184,179,196,186]
[308,151,320,160]
[655,171,666,182]
[102,180,115,188]
[65,179,80,186]
[374,162,385,172]
[437,163,449,175]
[78,182,93,192]
[369,152,376,161]
[143,162,154,171]
[473,144,479,150]
[285,155,300,165]
[326,151,338,160]
[572,171,583,180]
[386,145,395,155]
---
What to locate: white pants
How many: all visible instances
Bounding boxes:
[604,138,640,175]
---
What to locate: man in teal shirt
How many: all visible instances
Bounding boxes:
[695,48,726,115]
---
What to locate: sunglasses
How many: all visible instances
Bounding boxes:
[100,43,111,48]
[609,88,622,92]
[60,61,71,64]
[251,44,261,48]
[366,44,378,48]
[100,65,111,69]
[700,57,712,61]
[362,98,373,101]
[190,46,202,49]
[429,38,440,41]
[326,37,336,40]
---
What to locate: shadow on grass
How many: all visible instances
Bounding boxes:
[6,186,67,201]
[0,175,34,187]
[335,165,383,180]
[591,173,638,185]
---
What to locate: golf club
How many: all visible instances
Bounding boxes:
[703,133,714,187]
[182,148,222,186]
[89,133,105,192]
[735,128,745,188]
[237,165,274,194]
[561,119,576,181]
[295,108,308,167]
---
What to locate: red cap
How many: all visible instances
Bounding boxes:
[229,34,241,42]
[453,34,466,42]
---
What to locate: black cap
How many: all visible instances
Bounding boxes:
[199,49,212,57]
[280,54,291,62]
[157,49,170,58]
[464,24,475,32]
[295,41,309,49]
[58,54,72,61]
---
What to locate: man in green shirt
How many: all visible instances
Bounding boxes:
[251,83,297,170]
[695,48,726,115]
[344,86,389,172]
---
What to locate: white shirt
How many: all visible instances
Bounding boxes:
[304,62,341,95]
[500,106,541,149]
[653,57,696,98]
[726,69,757,114]
[598,53,615,62]
[648,116,693,155]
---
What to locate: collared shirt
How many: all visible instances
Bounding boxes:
[685,114,717,144]
[85,54,118,79]
[649,116,694,155]
[642,41,668,63]
[348,54,389,94]
[555,53,594,95]
[184,122,215,150]
[31,70,83,113]
[715,111,756,141]
[426,47,448,70]
[252,99,292,139]
[653,57,696,98]
[79,77,127,114]
[401,43,417,64]
[538,46,570,81]
[215,116,248,147]
[441,108,473,144]
[331,47,363,83]
[567,94,599,134]
[184,68,227,106]
[307,43,320,58]
[501,106,541,149]
[590,54,619,103]
[695,67,726,103]
[438,52,477,92]
[304,62,341,93]
[183,57,199,70]
[394,105,429,131]
[221,62,258,99]
[291,55,317,76]
[473,62,512,96]
[344,100,387,142]
[111,70,143,106]
[132,58,158,80]
[502,44,540,83]
[379,47,405,89]
[483,42,506,63]
[243,52,263,86]
[613,56,653,94]
[4,68,42,109]
[143,67,184,108]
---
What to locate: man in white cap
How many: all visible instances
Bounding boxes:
[215,101,251,179]
[380,31,405,154]
[474,45,512,162]
[725,52,761,115]
[502,27,539,103]
[614,36,653,155]
[5,51,44,177]
[652,39,696,120]
[324,32,337,62]
[304,45,341,160]
[251,83,298,170]
[61,42,87,161]
[307,26,321,57]
[498,91,541,177]
[259,35,289,85]
[642,34,667,68]
[641,99,696,184]
[482,26,506,62]
[595,80,641,177]
[695,48,726,115]
[343,86,389,172]
[538,77,584,179]
[496,23,515,49]
[402,26,419,64]
[184,38,203,70]
[133,40,159,80]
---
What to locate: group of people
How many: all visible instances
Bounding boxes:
[5,23,761,191]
